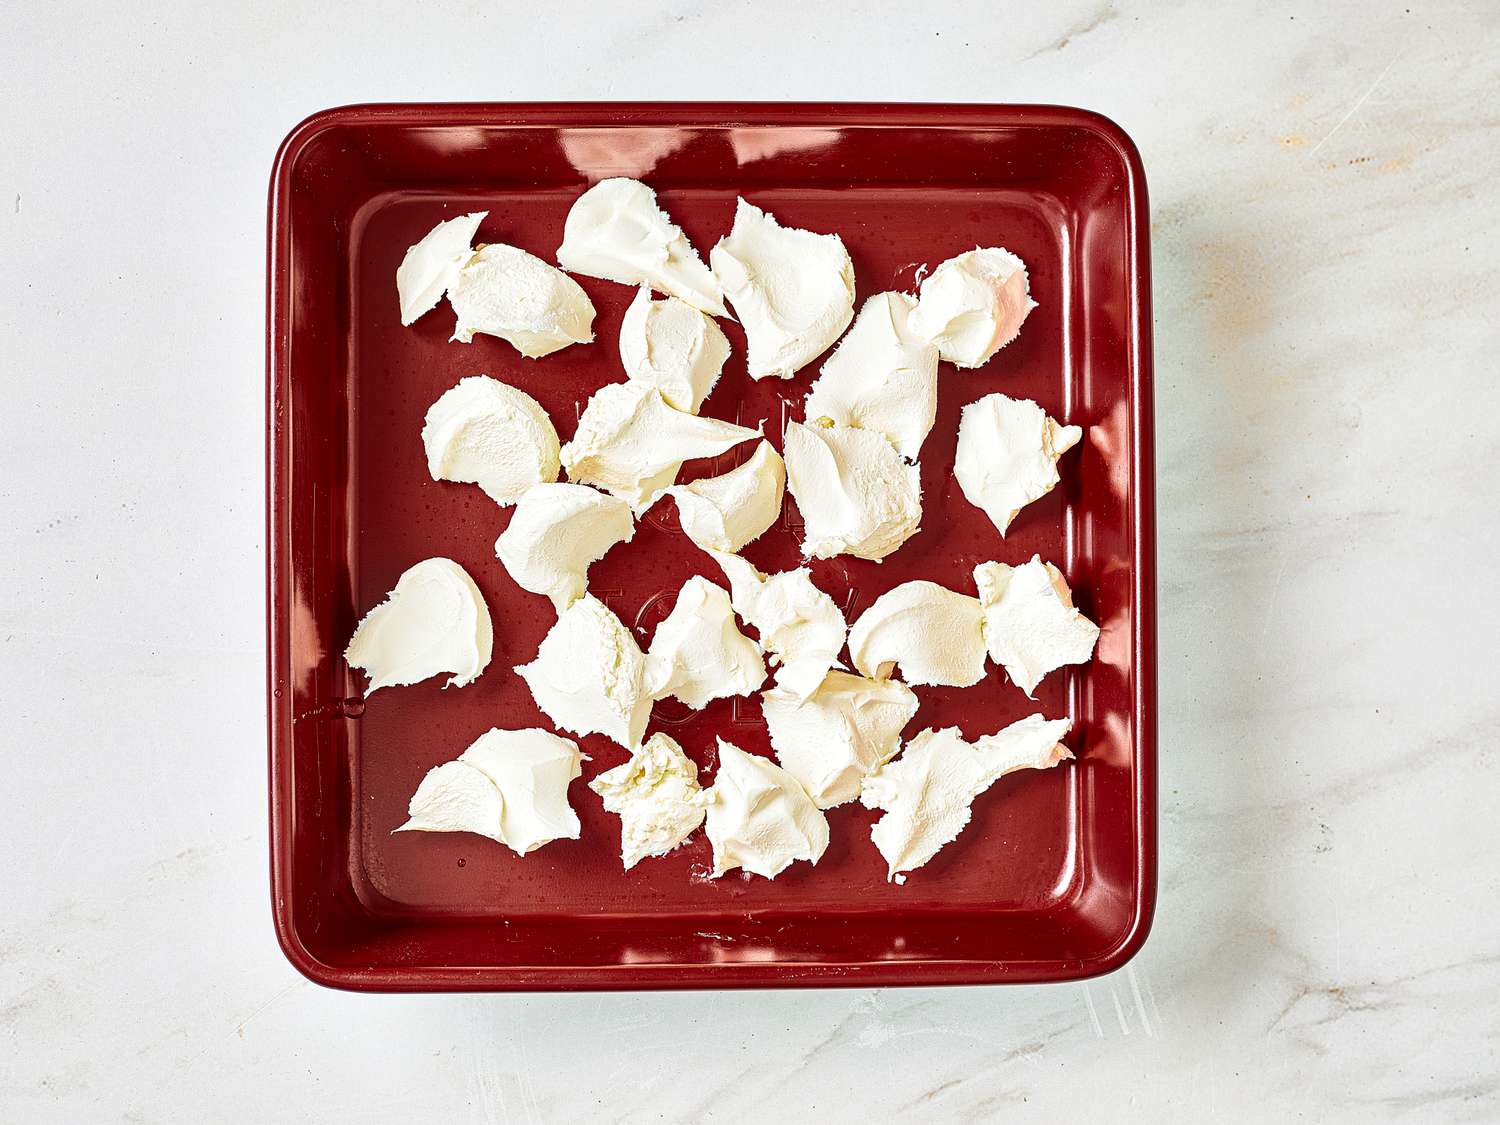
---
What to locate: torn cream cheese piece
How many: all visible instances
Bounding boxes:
[556,177,727,315]
[860,716,1072,881]
[396,727,583,855]
[709,551,847,704]
[909,247,1036,368]
[618,286,731,414]
[701,740,830,879]
[803,292,940,460]
[955,393,1083,535]
[847,580,988,688]
[515,593,651,750]
[589,732,706,869]
[644,576,765,709]
[709,198,855,379]
[664,440,785,554]
[783,421,922,562]
[763,670,918,809]
[421,375,561,506]
[561,382,759,513]
[344,557,492,694]
[448,242,596,357]
[494,483,634,612]
[974,557,1100,697]
[396,211,486,326]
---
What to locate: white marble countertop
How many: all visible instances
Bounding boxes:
[4,1,1497,1120]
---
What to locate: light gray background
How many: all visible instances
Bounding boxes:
[4,2,1498,1120]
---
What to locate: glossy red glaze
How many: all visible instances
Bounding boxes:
[267,103,1155,991]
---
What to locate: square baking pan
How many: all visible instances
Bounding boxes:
[267,102,1155,990]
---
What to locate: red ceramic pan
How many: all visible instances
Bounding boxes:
[267,103,1155,990]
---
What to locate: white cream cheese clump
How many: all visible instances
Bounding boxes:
[710,198,855,379]
[557,177,727,315]
[803,292,939,460]
[955,394,1083,535]
[448,243,596,357]
[396,211,486,326]
[589,732,706,869]
[644,576,765,709]
[701,740,830,879]
[495,483,634,611]
[974,557,1100,697]
[847,580,988,689]
[860,716,1072,881]
[422,375,561,507]
[910,247,1036,368]
[396,727,583,856]
[618,287,731,414]
[783,421,922,561]
[762,670,918,809]
[710,551,847,704]
[344,557,492,694]
[561,382,759,513]
[665,440,785,554]
[515,593,651,750]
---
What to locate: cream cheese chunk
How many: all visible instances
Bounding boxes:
[618,286,731,414]
[589,732,706,869]
[910,247,1036,368]
[556,177,727,315]
[955,394,1083,535]
[701,740,830,879]
[762,671,918,809]
[396,211,486,326]
[561,382,759,513]
[710,551,847,703]
[394,761,502,839]
[396,727,583,855]
[860,716,1072,881]
[515,593,651,750]
[344,557,492,694]
[448,242,596,357]
[974,557,1100,697]
[847,580,988,688]
[783,421,922,561]
[644,576,765,709]
[421,375,561,507]
[710,198,855,379]
[803,292,939,460]
[664,440,785,554]
[494,483,634,611]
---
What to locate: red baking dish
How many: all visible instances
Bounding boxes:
[267,103,1155,990]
